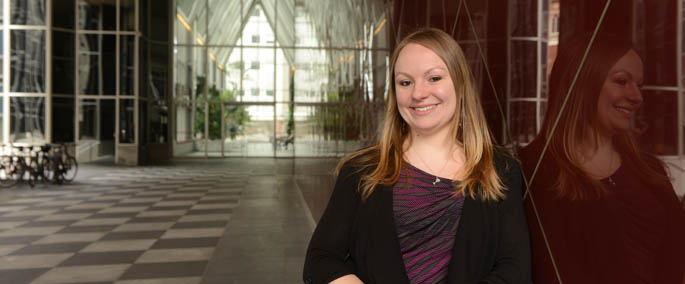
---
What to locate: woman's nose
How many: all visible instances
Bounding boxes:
[411,81,430,100]
[627,84,643,105]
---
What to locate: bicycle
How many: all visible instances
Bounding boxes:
[9,145,34,187]
[30,145,56,185]
[0,145,23,187]
[52,143,78,183]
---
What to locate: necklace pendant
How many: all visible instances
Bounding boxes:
[433,176,440,185]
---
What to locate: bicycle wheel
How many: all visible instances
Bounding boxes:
[63,157,78,182]
[27,159,38,188]
[8,160,26,187]
[0,157,12,187]
[52,158,65,184]
[9,159,28,184]
[40,158,55,184]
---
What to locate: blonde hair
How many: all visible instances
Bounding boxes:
[338,28,506,201]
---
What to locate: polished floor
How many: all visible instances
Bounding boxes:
[0,158,338,284]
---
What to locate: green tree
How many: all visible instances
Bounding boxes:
[311,86,361,141]
[194,76,249,140]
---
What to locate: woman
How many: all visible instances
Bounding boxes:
[521,34,685,284]
[303,28,531,284]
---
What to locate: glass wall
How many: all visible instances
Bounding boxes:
[140,0,170,149]
[174,0,391,157]
[390,0,684,160]
[5,0,48,144]
[0,0,141,163]
[0,0,678,167]
[388,2,685,284]
[72,0,138,163]
[172,0,685,169]
[0,0,162,164]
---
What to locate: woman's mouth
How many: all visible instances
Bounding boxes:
[615,105,636,117]
[413,104,438,112]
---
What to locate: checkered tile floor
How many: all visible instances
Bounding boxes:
[0,166,243,284]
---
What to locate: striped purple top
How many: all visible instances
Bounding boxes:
[393,162,465,284]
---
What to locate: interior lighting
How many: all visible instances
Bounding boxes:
[177,13,192,31]
[374,18,387,35]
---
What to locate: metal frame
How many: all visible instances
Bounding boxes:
[45,0,52,143]
[0,0,148,163]
[505,0,512,145]
[2,0,8,145]
[73,0,79,150]
[680,0,684,159]
[641,86,681,92]
[175,43,393,52]
[272,0,277,156]
[505,0,549,146]
[72,0,140,163]
[536,0,544,133]
[203,0,208,157]
[634,1,684,161]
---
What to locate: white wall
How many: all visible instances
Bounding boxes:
[173,141,194,156]
[664,156,685,197]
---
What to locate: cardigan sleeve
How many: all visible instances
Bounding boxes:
[303,163,361,284]
[479,159,533,284]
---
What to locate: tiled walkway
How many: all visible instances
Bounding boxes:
[0,158,332,284]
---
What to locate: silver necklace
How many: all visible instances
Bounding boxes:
[413,149,450,185]
[601,149,618,186]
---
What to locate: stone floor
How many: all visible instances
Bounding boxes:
[0,158,339,284]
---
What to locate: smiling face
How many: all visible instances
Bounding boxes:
[595,49,644,138]
[394,43,457,137]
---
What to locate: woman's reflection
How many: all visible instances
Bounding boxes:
[520,34,685,284]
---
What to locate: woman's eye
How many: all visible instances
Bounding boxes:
[429,76,442,82]
[614,79,628,86]
[398,80,411,86]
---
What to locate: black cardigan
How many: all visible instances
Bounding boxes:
[303,152,532,284]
